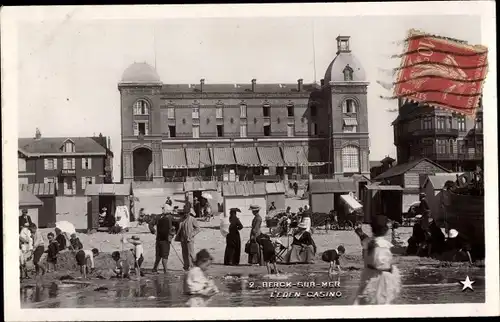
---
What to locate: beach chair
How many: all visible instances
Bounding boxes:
[273,239,288,262]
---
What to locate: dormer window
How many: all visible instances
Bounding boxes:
[342,99,357,114]
[63,140,75,153]
[343,65,354,81]
[133,99,149,115]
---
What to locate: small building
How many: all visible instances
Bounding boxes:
[85,183,133,231]
[422,174,459,224]
[308,179,356,214]
[222,181,267,227]
[265,182,286,211]
[373,158,451,214]
[19,190,43,226]
[19,183,57,228]
[363,184,404,223]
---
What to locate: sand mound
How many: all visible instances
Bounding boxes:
[55,250,136,273]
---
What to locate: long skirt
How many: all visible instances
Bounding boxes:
[224,233,241,265]
[285,244,315,264]
[247,242,263,265]
[353,266,401,305]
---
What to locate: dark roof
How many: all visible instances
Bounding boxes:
[19,183,56,196]
[19,137,107,156]
[19,190,43,207]
[374,158,450,180]
[160,83,318,95]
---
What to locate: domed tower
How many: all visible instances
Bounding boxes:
[323,36,370,178]
[118,62,163,184]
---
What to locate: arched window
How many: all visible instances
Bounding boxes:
[342,145,360,173]
[343,65,354,81]
[342,99,357,114]
[133,99,149,115]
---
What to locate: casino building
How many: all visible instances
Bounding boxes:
[119,36,371,184]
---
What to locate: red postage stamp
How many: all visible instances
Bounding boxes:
[394,29,488,115]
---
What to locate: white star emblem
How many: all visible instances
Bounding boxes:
[460,276,475,291]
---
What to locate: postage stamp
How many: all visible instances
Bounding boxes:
[1,2,499,321]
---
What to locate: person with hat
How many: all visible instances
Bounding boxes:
[284,221,316,264]
[353,215,401,305]
[152,209,176,274]
[445,229,472,264]
[406,214,427,256]
[224,208,244,266]
[19,209,32,232]
[427,217,446,256]
[247,205,264,265]
[176,208,201,271]
[418,193,431,230]
[124,235,145,277]
[184,249,219,307]
[19,222,33,280]
[301,205,312,232]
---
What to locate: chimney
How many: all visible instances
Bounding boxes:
[200,78,205,92]
[320,79,325,87]
[35,128,42,140]
[251,79,256,92]
[297,79,303,91]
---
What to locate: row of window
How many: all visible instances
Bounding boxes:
[422,138,484,155]
[42,157,92,170]
[43,176,96,195]
[421,116,467,131]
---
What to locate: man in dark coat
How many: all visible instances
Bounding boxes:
[248,205,263,265]
[19,209,32,232]
[151,209,176,274]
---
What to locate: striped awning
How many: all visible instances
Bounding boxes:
[282,146,309,166]
[234,147,260,167]
[222,181,266,197]
[185,148,212,169]
[343,118,358,126]
[162,149,187,169]
[257,147,285,166]
[303,146,326,166]
[211,147,236,165]
[19,183,56,196]
[265,182,286,194]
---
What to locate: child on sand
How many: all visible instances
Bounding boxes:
[70,233,83,251]
[46,232,59,272]
[112,251,131,279]
[75,248,98,279]
[122,235,144,277]
[30,223,46,276]
[19,223,33,280]
[184,249,219,306]
[321,245,346,275]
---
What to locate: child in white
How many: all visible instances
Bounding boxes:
[184,249,219,307]
[123,235,144,278]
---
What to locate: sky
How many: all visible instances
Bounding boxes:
[16,12,482,182]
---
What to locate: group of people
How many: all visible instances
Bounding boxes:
[406,193,472,264]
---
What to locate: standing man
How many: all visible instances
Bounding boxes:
[183,193,192,215]
[418,193,431,231]
[248,205,263,265]
[19,209,32,232]
[293,182,299,196]
[151,207,176,274]
[175,210,201,271]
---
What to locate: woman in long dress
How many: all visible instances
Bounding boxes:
[284,222,316,264]
[353,215,401,305]
[224,208,243,265]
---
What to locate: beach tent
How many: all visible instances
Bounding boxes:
[308,179,356,214]
[363,184,403,223]
[222,181,267,227]
[85,183,132,232]
[422,174,458,223]
[265,182,286,211]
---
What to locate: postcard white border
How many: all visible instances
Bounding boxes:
[2,2,498,320]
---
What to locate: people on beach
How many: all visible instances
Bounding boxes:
[19,209,33,232]
[54,228,67,251]
[406,215,426,256]
[30,223,46,276]
[445,229,472,264]
[184,249,219,307]
[284,222,316,264]
[247,205,263,265]
[76,248,98,279]
[301,205,312,232]
[353,215,401,305]
[125,235,144,277]
[427,217,446,256]
[390,221,404,247]
[69,233,83,251]
[321,245,346,275]
[256,233,279,274]
[176,209,201,271]
[112,251,131,279]
[224,208,243,266]
[269,202,276,211]
[19,222,33,280]
[293,182,299,196]
[46,232,59,272]
[152,210,176,274]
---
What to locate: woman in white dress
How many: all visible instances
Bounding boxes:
[353,215,401,305]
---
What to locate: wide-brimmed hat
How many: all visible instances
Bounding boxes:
[249,205,261,211]
[448,229,459,239]
[230,208,241,213]
[298,222,307,229]
[195,249,213,263]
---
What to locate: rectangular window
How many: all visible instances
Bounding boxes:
[457,139,466,153]
[263,105,270,117]
[310,105,317,117]
[263,125,271,136]
[423,117,433,130]
[240,104,247,118]
[64,178,76,195]
[216,125,224,137]
[18,158,26,172]
[44,158,57,170]
[448,117,453,129]
[287,105,294,117]
[64,141,75,153]
[192,106,200,119]
[437,140,447,154]
[167,107,175,119]
[216,105,223,119]
[287,124,295,137]
[240,123,247,137]
[310,122,318,136]
[81,176,95,190]
[192,125,200,138]
[63,158,76,170]
[44,177,55,184]
[476,117,483,130]
[343,125,357,133]
[457,116,466,131]
[437,117,446,130]
[169,125,176,138]
[81,157,92,170]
